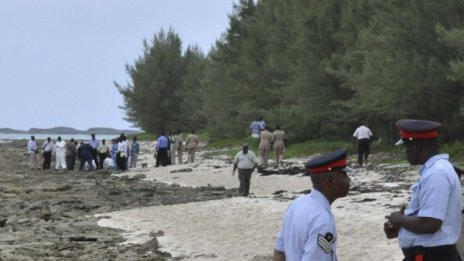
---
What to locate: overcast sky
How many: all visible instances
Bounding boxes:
[0,0,235,131]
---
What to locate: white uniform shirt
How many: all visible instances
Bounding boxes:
[233,150,258,169]
[275,189,337,261]
[54,140,66,153]
[353,125,372,139]
[399,154,462,248]
[42,141,54,152]
[118,141,128,153]
[27,140,37,154]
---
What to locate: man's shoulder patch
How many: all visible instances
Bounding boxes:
[317,233,335,253]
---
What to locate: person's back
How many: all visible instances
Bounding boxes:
[250,120,261,138]
[259,129,273,149]
[353,124,373,167]
[78,144,93,160]
[353,125,372,139]
[273,129,286,149]
[186,133,199,149]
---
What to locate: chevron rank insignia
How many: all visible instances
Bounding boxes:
[317,233,334,253]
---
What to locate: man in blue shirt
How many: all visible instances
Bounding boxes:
[155,132,170,167]
[385,119,462,261]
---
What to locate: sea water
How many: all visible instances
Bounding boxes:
[0,133,120,142]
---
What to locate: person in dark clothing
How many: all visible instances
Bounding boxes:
[352,123,373,167]
[65,138,77,170]
[41,137,53,170]
[77,142,94,171]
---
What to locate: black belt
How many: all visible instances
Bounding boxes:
[402,245,461,261]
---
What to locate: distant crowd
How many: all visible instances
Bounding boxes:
[249,117,287,169]
[27,133,139,171]
[26,130,201,172]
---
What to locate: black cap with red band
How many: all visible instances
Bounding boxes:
[395,119,441,145]
[305,149,353,174]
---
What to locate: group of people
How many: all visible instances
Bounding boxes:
[249,118,288,169]
[27,133,141,172]
[273,119,462,261]
[154,130,199,167]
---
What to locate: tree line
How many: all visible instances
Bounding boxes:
[116,0,464,143]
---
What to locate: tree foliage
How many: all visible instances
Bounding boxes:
[118,0,464,142]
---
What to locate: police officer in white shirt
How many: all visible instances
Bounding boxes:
[232,143,258,197]
[384,119,462,261]
[352,122,373,167]
[273,149,352,261]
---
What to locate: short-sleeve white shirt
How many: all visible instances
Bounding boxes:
[274,189,337,261]
[353,125,372,139]
[398,154,462,248]
[233,150,258,169]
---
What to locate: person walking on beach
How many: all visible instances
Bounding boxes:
[384,119,462,261]
[89,134,100,169]
[97,139,110,169]
[258,126,274,168]
[41,137,53,170]
[232,143,258,197]
[185,130,200,163]
[129,136,140,168]
[176,129,184,164]
[27,136,39,170]
[155,132,170,167]
[65,138,77,171]
[273,125,287,168]
[54,136,67,170]
[273,149,352,261]
[250,118,261,139]
[352,122,373,167]
[185,130,199,163]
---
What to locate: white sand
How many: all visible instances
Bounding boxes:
[97,148,410,260]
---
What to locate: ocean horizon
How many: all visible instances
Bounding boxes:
[0,133,122,142]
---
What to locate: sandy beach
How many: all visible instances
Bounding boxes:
[96,145,416,261]
[2,140,457,260]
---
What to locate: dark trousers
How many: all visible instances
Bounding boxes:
[357,138,370,166]
[43,151,52,170]
[156,148,169,167]
[402,245,461,261]
[79,158,94,171]
[91,149,99,169]
[238,169,253,196]
[98,153,107,169]
[66,155,76,170]
[116,152,127,170]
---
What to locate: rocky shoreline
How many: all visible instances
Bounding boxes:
[0,141,239,260]
[1,139,436,260]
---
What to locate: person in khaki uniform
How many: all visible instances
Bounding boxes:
[273,125,287,167]
[185,130,199,163]
[258,126,274,168]
[176,129,184,164]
